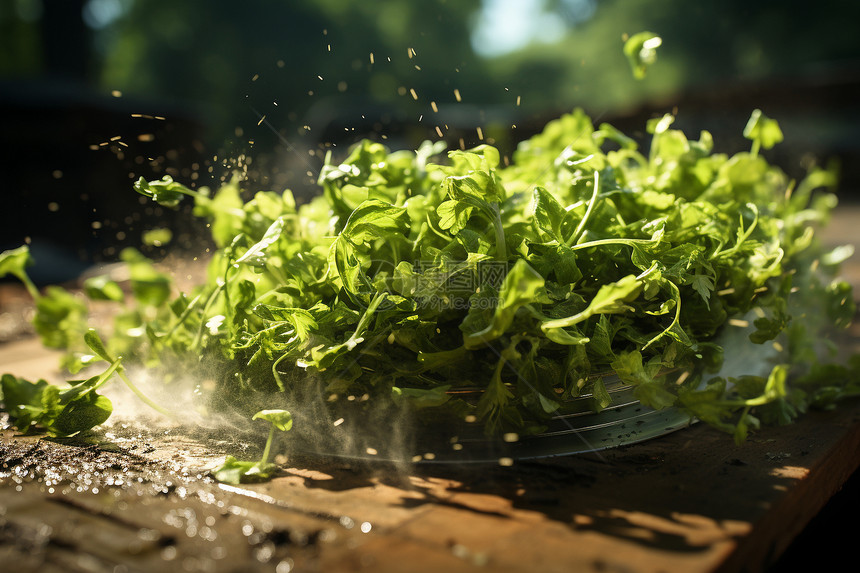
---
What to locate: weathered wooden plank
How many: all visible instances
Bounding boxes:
[3,391,857,572]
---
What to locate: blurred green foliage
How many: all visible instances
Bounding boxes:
[0,0,43,75]
[492,0,860,117]
[96,0,490,144]
[2,0,859,148]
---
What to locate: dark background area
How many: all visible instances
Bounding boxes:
[2,0,860,282]
[0,1,858,567]
[767,466,860,572]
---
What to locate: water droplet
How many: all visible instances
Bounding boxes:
[211,546,227,560]
[339,516,355,529]
[254,542,275,562]
[161,545,177,561]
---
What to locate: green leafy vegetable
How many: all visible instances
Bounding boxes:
[83,275,125,302]
[624,31,662,79]
[1,106,855,451]
[0,245,40,300]
[142,228,173,247]
[1,360,116,437]
[133,175,200,208]
[744,109,784,156]
[211,409,292,484]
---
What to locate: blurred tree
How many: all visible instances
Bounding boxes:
[2,0,859,269]
[495,0,860,118]
[95,0,489,149]
[6,0,860,132]
[0,0,43,76]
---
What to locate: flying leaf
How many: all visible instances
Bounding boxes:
[252,409,293,432]
[624,31,662,79]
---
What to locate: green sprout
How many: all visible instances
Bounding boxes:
[624,31,662,79]
[743,109,784,157]
[211,409,293,485]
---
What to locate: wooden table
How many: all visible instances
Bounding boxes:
[1,206,859,573]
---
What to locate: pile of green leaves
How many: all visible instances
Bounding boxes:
[1,108,857,445]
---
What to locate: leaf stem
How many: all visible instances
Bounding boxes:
[260,424,275,466]
[354,291,386,337]
[91,359,123,392]
[715,203,759,259]
[20,273,42,302]
[541,309,591,330]
[642,282,682,350]
[272,352,289,391]
[192,282,227,350]
[491,202,507,261]
[566,171,600,246]
[161,293,204,341]
[116,364,176,418]
[750,139,761,158]
[569,237,657,251]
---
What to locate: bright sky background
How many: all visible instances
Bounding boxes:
[472,0,596,57]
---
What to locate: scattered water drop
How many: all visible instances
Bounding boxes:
[339,516,355,529]
[211,546,227,560]
[161,545,178,561]
[253,542,275,562]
